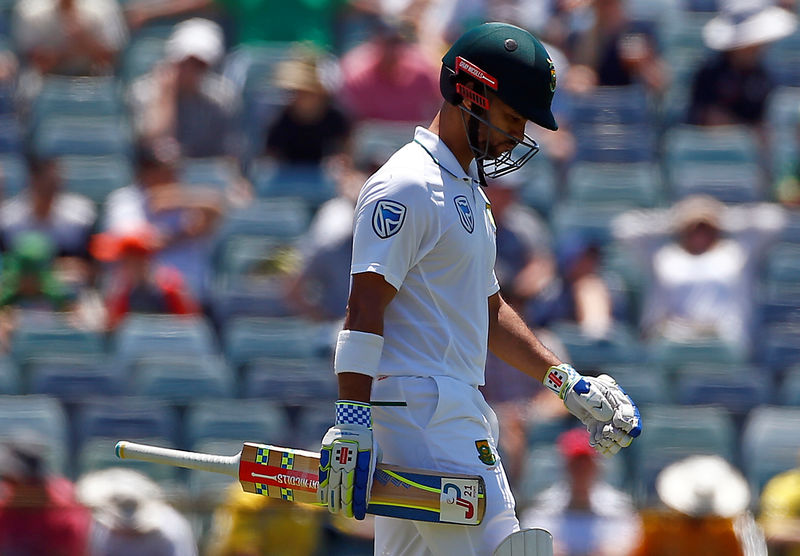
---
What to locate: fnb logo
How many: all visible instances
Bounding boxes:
[442,483,474,519]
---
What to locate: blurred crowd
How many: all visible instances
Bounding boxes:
[1,0,800,554]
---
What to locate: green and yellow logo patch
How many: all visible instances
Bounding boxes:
[475,439,497,466]
[547,58,557,92]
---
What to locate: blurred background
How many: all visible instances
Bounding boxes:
[1,0,800,554]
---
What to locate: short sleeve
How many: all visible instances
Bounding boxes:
[350,174,438,290]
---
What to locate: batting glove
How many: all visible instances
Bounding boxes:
[319,400,380,520]
[544,364,641,456]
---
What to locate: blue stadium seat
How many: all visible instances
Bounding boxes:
[568,85,651,126]
[0,355,20,394]
[58,155,134,204]
[0,115,23,153]
[778,365,800,405]
[646,338,746,372]
[209,278,294,324]
[549,203,625,246]
[223,317,331,369]
[741,406,800,494]
[214,198,311,243]
[0,153,29,199]
[760,323,800,374]
[249,161,337,207]
[759,281,800,325]
[573,123,656,163]
[764,243,800,284]
[131,356,236,404]
[241,356,337,404]
[111,314,218,369]
[597,363,673,406]
[631,404,736,503]
[513,152,557,217]
[663,124,760,166]
[10,311,105,365]
[0,395,69,474]
[766,30,800,86]
[120,36,166,83]
[33,116,133,158]
[27,355,124,402]
[667,161,764,203]
[566,162,662,208]
[74,397,180,449]
[673,364,773,413]
[180,157,239,191]
[31,76,124,129]
[551,321,645,370]
[184,399,290,447]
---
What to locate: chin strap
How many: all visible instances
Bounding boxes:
[466,109,488,187]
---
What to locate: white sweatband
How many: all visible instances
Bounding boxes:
[334,330,384,378]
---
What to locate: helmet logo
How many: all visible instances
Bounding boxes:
[548,58,557,92]
[455,57,498,90]
[504,38,518,52]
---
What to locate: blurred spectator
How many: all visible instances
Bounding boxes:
[634,455,764,556]
[688,0,797,128]
[0,231,70,311]
[484,174,555,314]
[129,18,240,159]
[90,226,200,331]
[123,0,216,32]
[613,195,785,352]
[520,427,641,556]
[285,158,362,322]
[0,433,91,556]
[0,152,96,262]
[103,140,225,298]
[564,0,667,95]
[12,0,127,102]
[759,451,800,555]
[339,17,440,124]
[76,468,198,556]
[205,482,325,556]
[266,48,352,165]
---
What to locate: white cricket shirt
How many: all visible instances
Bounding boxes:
[351,126,499,386]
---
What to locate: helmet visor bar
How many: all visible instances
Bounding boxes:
[458,104,540,179]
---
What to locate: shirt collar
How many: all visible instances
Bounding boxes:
[413,126,479,184]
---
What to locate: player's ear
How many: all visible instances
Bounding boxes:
[459,81,476,111]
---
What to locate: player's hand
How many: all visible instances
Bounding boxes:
[318,400,379,520]
[543,364,641,456]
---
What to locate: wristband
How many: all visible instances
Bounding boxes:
[543,363,582,399]
[334,330,384,378]
[335,400,372,428]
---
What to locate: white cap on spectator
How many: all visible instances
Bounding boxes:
[165,18,224,66]
[704,0,797,51]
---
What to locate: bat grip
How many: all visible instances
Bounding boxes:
[115,441,240,477]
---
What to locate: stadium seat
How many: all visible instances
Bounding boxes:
[759,281,800,325]
[759,323,800,374]
[214,198,311,243]
[76,436,181,485]
[0,395,69,474]
[565,162,662,208]
[513,152,557,217]
[292,402,335,451]
[778,365,800,405]
[550,321,645,370]
[249,161,337,207]
[9,311,105,364]
[241,356,337,404]
[73,397,180,450]
[58,154,134,204]
[32,115,133,158]
[223,316,330,370]
[0,115,23,153]
[111,313,218,369]
[184,399,291,447]
[673,364,773,413]
[573,123,656,163]
[741,406,800,494]
[597,363,673,406]
[31,76,124,129]
[180,157,239,191]
[646,338,746,372]
[568,85,651,126]
[351,120,416,169]
[549,202,626,246]
[524,417,572,448]
[27,355,124,402]
[120,36,166,83]
[663,124,760,166]
[631,404,737,503]
[781,210,800,243]
[131,356,236,404]
[0,153,29,199]
[764,242,800,284]
[667,160,765,203]
[766,30,800,86]
[0,356,19,394]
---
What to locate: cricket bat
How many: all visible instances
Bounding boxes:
[115,440,485,526]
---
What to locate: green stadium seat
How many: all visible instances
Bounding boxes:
[33,116,133,158]
[551,321,645,370]
[663,124,760,166]
[249,161,337,207]
[111,314,218,369]
[180,157,239,191]
[31,76,123,129]
[741,406,800,494]
[58,155,133,204]
[214,198,312,244]
[566,162,662,208]
[646,338,746,373]
[667,161,764,203]
[223,316,330,369]
[10,311,105,365]
[597,363,673,406]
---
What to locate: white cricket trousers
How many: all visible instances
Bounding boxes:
[371,375,520,556]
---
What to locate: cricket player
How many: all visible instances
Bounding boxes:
[319,22,641,555]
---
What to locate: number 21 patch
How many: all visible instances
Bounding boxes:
[372,199,407,239]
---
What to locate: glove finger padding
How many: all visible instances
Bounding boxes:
[595,374,642,439]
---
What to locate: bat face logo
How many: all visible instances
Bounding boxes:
[454,195,474,233]
[441,483,475,519]
[373,199,407,239]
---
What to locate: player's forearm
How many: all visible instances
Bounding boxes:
[337,372,373,403]
[487,293,562,382]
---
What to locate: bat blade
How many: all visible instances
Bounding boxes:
[116,440,485,526]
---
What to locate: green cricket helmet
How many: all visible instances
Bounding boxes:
[440,22,558,179]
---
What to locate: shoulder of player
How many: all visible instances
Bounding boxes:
[360,153,441,207]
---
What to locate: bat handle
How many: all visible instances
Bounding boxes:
[116,440,240,478]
